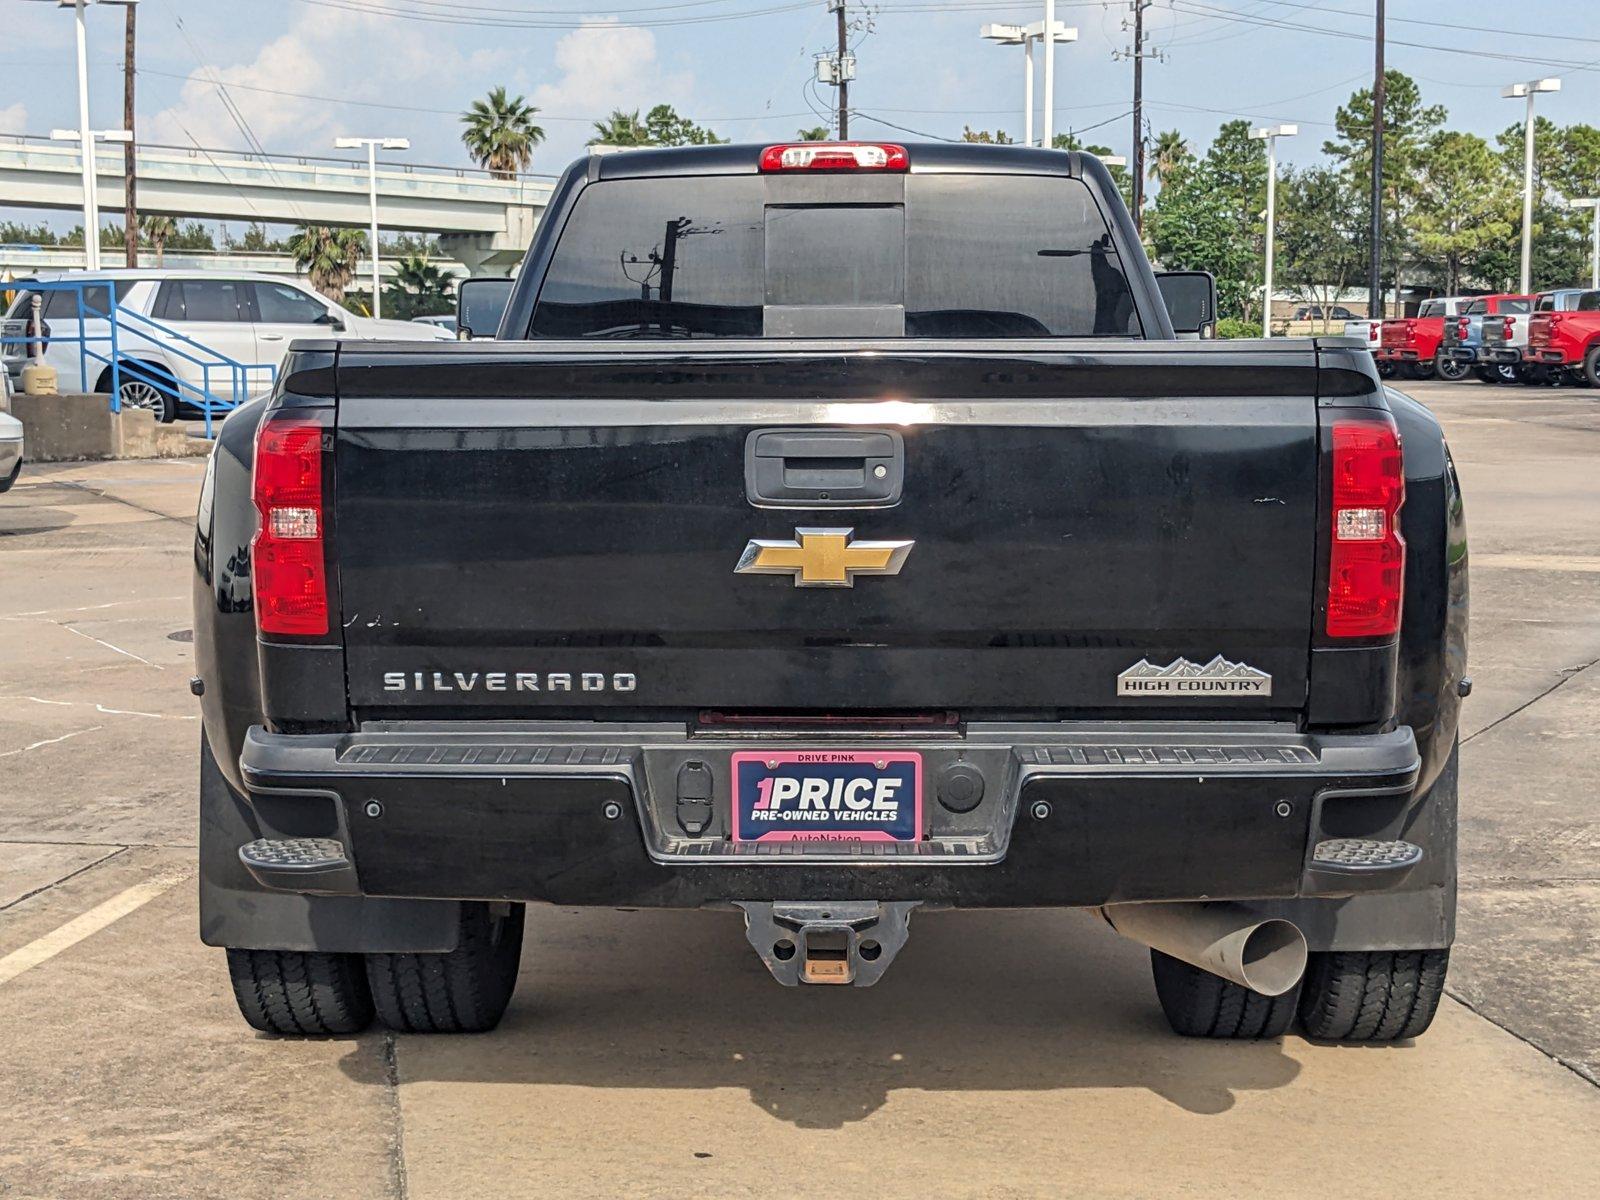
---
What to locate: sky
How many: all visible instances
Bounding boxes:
[3,0,1599,231]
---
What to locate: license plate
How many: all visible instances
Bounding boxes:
[730,750,922,844]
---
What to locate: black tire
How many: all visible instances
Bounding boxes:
[1150,949,1299,1039]
[1376,362,1397,379]
[1435,353,1471,382]
[1297,949,1450,1042]
[0,456,19,494]
[1516,364,1548,386]
[365,901,524,1034]
[98,361,178,423]
[226,947,374,1036]
[1408,359,1437,381]
[1581,344,1600,388]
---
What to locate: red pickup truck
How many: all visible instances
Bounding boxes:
[1525,289,1600,385]
[1376,296,1469,379]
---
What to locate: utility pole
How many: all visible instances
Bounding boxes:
[1368,0,1384,320]
[834,0,849,138]
[123,2,137,267]
[1113,1,1156,234]
[816,1,855,139]
[1131,0,1146,232]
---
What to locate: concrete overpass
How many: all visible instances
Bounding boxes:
[0,135,553,274]
[0,244,473,284]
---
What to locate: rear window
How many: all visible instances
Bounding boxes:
[1418,301,1444,318]
[1497,298,1531,314]
[9,281,134,321]
[530,174,1141,339]
[1579,292,1600,312]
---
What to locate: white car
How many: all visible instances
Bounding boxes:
[0,367,21,492]
[1,269,452,422]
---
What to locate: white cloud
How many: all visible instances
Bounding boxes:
[0,104,27,136]
[145,7,488,160]
[531,20,696,162]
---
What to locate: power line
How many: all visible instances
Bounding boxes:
[1168,1,1600,74]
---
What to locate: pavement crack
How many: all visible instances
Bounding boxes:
[1446,988,1600,1089]
[48,479,193,527]
[0,845,129,912]
[381,1030,411,1200]
[1462,657,1599,746]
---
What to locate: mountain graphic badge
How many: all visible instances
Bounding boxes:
[1116,655,1272,697]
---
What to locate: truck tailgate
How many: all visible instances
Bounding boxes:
[333,343,1324,715]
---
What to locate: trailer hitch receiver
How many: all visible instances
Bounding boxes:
[736,900,920,987]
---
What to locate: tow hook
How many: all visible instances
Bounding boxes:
[735,901,920,987]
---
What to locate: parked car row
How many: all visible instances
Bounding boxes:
[1353,288,1600,386]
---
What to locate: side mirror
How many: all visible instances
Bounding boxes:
[1155,270,1218,339]
[457,278,516,341]
[314,311,346,332]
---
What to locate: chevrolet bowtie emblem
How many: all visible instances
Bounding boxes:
[735,527,914,588]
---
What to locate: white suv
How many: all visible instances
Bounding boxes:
[2,269,451,421]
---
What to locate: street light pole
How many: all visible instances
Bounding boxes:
[72,0,98,269]
[1251,124,1297,338]
[51,128,131,270]
[982,19,1076,147]
[1043,0,1055,147]
[23,0,141,270]
[1503,77,1561,296]
[335,136,409,320]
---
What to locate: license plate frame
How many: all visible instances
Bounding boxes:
[730,750,923,845]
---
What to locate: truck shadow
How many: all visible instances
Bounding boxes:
[339,907,1306,1128]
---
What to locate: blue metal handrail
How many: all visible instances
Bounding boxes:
[0,278,279,437]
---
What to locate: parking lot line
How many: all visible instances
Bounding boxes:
[0,872,189,987]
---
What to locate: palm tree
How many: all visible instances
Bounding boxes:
[797,126,832,142]
[392,253,450,300]
[588,109,650,148]
[460,86,545,180]
[139,214,177,266]
[287,225,365,303]
[1148,129,1192,187]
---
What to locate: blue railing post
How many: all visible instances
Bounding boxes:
[108,283,122,413]
[75,284,88,397]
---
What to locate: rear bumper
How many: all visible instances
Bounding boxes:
[1529,348,1570,364]
[1483,346,1523,364]
[1446,346,1480,362]
[232,721,1430,909]
[1375,348,1421,362]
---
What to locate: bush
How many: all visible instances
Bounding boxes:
[1216,317,1263,339]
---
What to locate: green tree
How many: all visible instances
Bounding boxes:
[1148,128,1192,188]
[460,86,545,179]
[1278,165,1369,329]
[1146,121,1268,321]
[1482,117,1586,290]
[1323,71,1446,302]
[139,215,178,266]
[385,253,455,320]
[287,225,365,303]
[643,104,726,147]
[1411,131,1516,294]
[589,105,725,148]
[797,125,832,141]
[961,126,1015,144]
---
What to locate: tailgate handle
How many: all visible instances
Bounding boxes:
[745,428,904,509]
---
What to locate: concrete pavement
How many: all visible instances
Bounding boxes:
[1,381,1597,1198]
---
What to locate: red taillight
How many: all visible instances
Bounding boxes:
[1503,317,1515,337]
[759,142,909,172]
[252,414,329,637]
[1326,415,1405,639]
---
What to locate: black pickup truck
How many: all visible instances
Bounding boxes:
[194,142,1467,1043]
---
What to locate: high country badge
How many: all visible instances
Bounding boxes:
[1117,655,1273,697]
